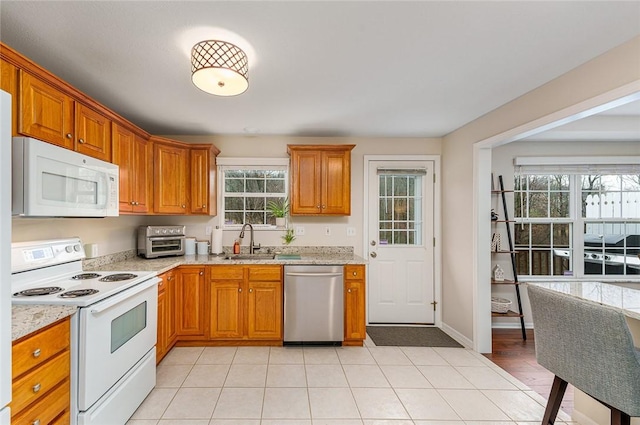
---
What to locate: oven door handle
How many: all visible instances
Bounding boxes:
[89,277,159,315]
[148,236,184,241]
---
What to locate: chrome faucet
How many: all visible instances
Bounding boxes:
[239,223,260,254]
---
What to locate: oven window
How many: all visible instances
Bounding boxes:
[111,301,147,353]
[43,172,98,204]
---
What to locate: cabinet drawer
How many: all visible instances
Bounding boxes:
[12,350,69,413]
[248,266,281,282]
[211,266,244,280]
[12,378,69,425]
[12,319,70,378]
[344,265,365,280]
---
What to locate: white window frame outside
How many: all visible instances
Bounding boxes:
[217,157,289,231]
[514,156,640,280]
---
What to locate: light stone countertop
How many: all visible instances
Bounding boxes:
[85,253,367,274]
[12,305,77,341]
[526,281,640,321]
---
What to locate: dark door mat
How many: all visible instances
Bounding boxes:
[366,326,462,347]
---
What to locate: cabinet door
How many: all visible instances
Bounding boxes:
[19,70,74,149]
[247,281,282,340]
[322,150,351,215]
[289,150,322,214]
[210,281,244,339]
[190,147,211,215]
[154,142,189,214]
[165,271,177,344]
[132,135,152,213]
[1,59,18,135]
[176,267,207,337]
[344,266,366,344]
[112,123,134,212]
[156,282,167,363]
[75,103,111,161]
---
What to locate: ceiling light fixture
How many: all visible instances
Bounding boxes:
[191,40,249,96]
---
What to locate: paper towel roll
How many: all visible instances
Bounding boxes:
[211,228,224,254]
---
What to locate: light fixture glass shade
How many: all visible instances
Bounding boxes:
[191,40,249,96]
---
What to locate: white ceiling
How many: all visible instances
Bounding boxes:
[1,1,639,138]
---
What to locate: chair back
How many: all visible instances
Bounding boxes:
[527,284,640,416]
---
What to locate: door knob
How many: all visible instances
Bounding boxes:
[370,240,376,246]
[370,252,377,258]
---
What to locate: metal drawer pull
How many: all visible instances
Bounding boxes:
[32,348,41,358]
[32,383,41,393]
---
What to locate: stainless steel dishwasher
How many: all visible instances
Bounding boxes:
[284,265,344,345]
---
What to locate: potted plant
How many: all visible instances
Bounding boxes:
[282,227,296,245]
[267,198,289,227]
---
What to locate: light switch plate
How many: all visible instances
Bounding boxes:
[295,226,305,236]
[347,227,356,237]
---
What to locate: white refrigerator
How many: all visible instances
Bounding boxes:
[0,90,12,423]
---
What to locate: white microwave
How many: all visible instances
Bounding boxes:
[12,137,119,217]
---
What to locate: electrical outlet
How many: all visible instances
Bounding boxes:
[346,227,356,237]
[295,226,305,236]
[324,226,331,236]
[205,226,212,235]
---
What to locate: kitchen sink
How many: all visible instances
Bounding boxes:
[224,253,276,260]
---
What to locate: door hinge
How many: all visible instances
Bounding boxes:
[433,173,436,183]
[431,301,437,311]
[433,237,436,247]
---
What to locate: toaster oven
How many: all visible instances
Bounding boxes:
[137,225,186,258]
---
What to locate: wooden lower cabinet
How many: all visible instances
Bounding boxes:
[157,270,177,364]
[210,265,282,342]
[176,266,208,339]
[344,265,366,346]
[11,317,71,424]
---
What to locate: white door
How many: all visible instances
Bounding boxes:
[367,160,435,324]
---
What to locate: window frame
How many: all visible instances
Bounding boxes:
[217,157,289,231]
[513,157,640,280]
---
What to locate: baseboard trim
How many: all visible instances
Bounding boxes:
[491,322,534,329]
[441,322,473,349]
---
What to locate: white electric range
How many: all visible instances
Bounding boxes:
[11,238,159,425]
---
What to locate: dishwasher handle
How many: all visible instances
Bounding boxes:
[285,272,343,277]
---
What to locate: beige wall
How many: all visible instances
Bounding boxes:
[11,136,441,258]
[441,35,640,343]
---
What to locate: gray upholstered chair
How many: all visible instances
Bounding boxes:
[527,284,640,425]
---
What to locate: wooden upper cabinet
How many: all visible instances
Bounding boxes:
[288,144,355,215]
[112,123,152,213]
[190,144,219,215]
[19,70,74,149]
[75,103,111,162]
[152,137,189,214]
[1,58,18,135]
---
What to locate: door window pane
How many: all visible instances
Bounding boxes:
[378,174,423,246]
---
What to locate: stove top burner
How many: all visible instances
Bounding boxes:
[14,287,64,297]
[72,273,102,280]
[59,289,99,298]
[99,273,138,282]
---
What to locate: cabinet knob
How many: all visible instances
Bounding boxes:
[78,138,85,144]
[322,205,326,209]
[32,420,40,425]
[66,133,72,139]
[352,271,357,276]
[32,348,41,358]
[32,383,41,393]
[167,276,173,281]
[249,288,253,293]
[182,204,186,208]
[202,204,206,208]
[316,205,320,209]
[238,288,242,293]
[199,271,204,276]
[348,288,352,293]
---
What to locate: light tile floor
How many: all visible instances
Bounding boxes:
[128,337,576,425]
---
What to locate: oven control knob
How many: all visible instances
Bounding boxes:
[74,244,81,252]
[65,245,73,253]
